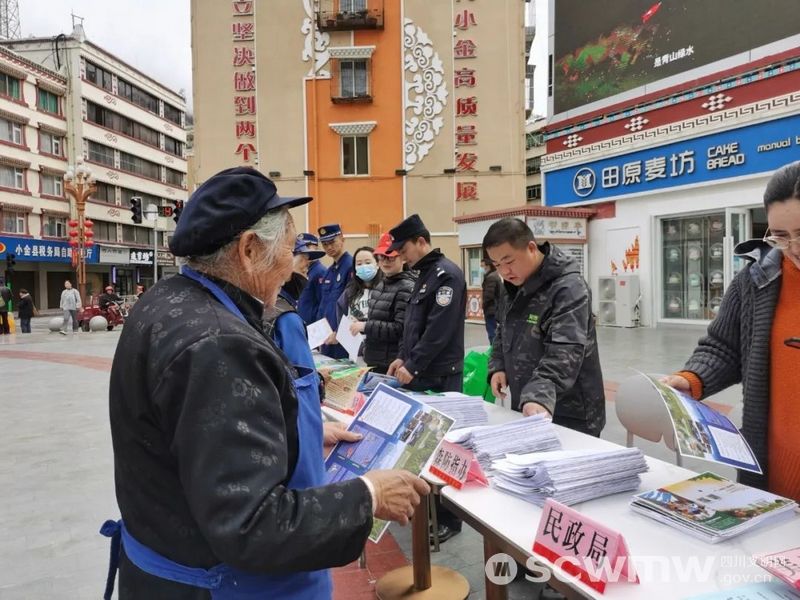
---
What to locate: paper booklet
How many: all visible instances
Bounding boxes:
[756,547,800,591]
[630,472,797,544]
[323,383,455,543]
[643,373,762,473]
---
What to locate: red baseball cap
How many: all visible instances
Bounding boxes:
[374,232,398,257]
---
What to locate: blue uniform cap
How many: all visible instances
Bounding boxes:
[388,214,427,252]
[297,232,320,246]
[169,167,311,257]
[317,224,343,242]
[294,239,325,260]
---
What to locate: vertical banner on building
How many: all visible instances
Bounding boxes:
[232,0,257,165]
[454,1,480,203]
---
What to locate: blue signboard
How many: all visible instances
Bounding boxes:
[0,236,99,264]
[544,114,800,207]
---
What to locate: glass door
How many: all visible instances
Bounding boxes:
[724,208,750,289]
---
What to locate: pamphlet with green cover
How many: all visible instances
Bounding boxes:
[630,472,797,543]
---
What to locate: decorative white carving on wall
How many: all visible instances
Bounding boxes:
[301,0,331,78]
[329,121,377,136]
[403,18,448,171]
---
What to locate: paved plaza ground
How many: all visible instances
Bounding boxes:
[0,319,741,599]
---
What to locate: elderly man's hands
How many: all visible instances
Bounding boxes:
[323,422,362,456]
[362,470,431,525]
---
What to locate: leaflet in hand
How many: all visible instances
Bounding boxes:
[643,373,761,473]
[336,316,364,362]
[323,383,455,543]
[307,318,333,350]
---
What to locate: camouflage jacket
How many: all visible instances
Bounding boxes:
[489,243,606,436]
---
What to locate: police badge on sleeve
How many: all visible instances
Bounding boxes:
[436,286,454,307]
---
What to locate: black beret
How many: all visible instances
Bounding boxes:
[169,167,311,257]
[388,214,427,251]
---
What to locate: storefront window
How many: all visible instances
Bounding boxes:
[662,213,725,320]
[463,247,483,288]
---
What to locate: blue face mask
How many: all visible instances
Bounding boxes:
[356,264,378,282]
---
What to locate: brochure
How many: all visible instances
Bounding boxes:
[307,318,333,350]
[324,383,455,542]
[756,547,800,591]
[643,373,761,473]
[685,581,800,599]
[631,472,797,544]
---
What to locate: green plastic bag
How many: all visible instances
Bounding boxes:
[462,348,495,404]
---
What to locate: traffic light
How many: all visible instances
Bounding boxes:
[130,196,143,224]
[5,253,15,273]
[173,200,184,224]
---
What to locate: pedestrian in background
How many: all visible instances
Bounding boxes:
[663,161,800,501]
[16,289,34,334]
[315,224,353,358]
[335,247,381,353]
[59,280,81,335]
[481,258,503,344]
[0,280,12,334]
[361,232,415,375]
[297,232,327,323]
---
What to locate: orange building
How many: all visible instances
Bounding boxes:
[191,0,527,259]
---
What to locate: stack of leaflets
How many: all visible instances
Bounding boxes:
[491,448,649,506]
[315,358,371,414]
[417,394,489,430]
[630,472,797,544]
[448,414,561,469]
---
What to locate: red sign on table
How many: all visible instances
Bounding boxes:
[533,499,638,594]
[428,440,488,489]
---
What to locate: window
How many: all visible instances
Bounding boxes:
[165,167,183,187]
[0,72,20,99]
[526,132,544,150]
[463,247,483,288]
[164,136,183,157]
[164,103,182,126]
[93,220,116,242]
[119,151,160,179]
[37,89,60,114]
[117,78,159,114]
[41,173,64,197]
[1,210,26,233]
[85,61,113,91]
[0,165,25,190]
[0,117,23,145]
[92,181,116,204]
[342,135,369,176]
[526,184,542,202]
[86,101,160,148]
[339,60,369,98]
[122,224,153,245]
[43,215,67,238]
[526,156,541,176]
[40,131,63,156]
[88,140,115,167]
[341,0,367,11]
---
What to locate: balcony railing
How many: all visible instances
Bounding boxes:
[317,8,383,31]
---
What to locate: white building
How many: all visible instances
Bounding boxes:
[1,23,188,303]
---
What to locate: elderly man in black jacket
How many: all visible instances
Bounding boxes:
[104,167,429,600]
[485,217,605,437]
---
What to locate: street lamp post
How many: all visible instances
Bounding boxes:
[64,161,96,303]
[144,203,159,284]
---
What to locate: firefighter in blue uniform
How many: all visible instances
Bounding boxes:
[315,224,353,358]
[387,214,466,543]
[297,233,327,324]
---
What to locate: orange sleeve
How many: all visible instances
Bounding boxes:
[675,371,704,400]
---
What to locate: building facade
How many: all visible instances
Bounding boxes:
[525,117,545,204]
[191,0,526,260]
[0,24,188,307]
[543,50,800,327]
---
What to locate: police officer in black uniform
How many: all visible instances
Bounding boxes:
[387,214,466,542]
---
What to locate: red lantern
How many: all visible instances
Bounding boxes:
[68,219,78,228]
[69,230,79,238]
[84,230,94,238]
[84,219,93,228]
[68,239,79,247]
[84,240,95,248]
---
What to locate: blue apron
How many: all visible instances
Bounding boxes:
[101,268,332,600]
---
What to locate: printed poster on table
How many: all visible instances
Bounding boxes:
[324,384,455,542]
[643,374,761,473]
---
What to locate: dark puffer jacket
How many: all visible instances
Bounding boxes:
[489,243,606,436]
[363,270,416,370]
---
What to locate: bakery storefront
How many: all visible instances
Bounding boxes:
[543,112,800,326]
[453,206,594,322]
